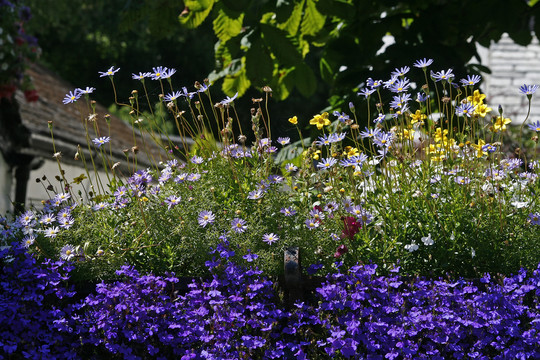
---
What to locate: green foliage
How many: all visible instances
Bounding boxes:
[212,1,244,42]
[178,0,540,108]
[179,0,215,28]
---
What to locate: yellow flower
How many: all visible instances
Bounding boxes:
[424,143,437,155]
[346,147,359,158]
[288,116,298,125]
[471,139,487,158]
[474,103,492,118]
[467,90,486,106]
[312,149,321,160]
[434,127,448,143]
[398,128,415,140]
[491,116,511,132]
[309,112,330,130]
[409,110,427,124]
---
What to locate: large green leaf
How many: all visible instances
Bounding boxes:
[270,68,295,100]
[300,0,326,36]
[261,23,303,67]
[179,0,215,28]
[319,57,334,83]
[294,62,317,97]
[245,37,274,85]
[277,0,305,36]
[213,1,244,42]
[222,60,251,97]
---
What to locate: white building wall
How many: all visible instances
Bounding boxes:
[477,33,540,124]
[27,159,110,210]
[0,153,14,217]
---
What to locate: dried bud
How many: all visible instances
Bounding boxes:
[131,146,139,154]
[112,162,120,169]
[131,90,138,95]
[442,96,451,103]
[262,85,272,93]
[252,98,263,103]
[53,152,62,159]
[238,135,247,143]
[351,124,359,130]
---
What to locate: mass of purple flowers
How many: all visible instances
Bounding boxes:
[1,241,540,359]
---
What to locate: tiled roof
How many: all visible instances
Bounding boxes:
[15,64,170,171]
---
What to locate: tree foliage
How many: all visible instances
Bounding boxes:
[179,0,540,106]
[24,0,216,107]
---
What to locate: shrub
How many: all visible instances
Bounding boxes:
[1,59,539,283]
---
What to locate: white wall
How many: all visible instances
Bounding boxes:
[27,159,111,210]
[0,152,13,217]
[476,33,540,124]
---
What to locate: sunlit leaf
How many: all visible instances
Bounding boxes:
[277,0,305,36]
[213,1,244,42]
[222,60,251,97]
[300,0,326,36]
[179,0,215,28]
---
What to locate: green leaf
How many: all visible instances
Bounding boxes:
[213,1,244,42]
[269,67,295,100]
[179,0,215,28]
[294,62,317,97]
[261,23,302,67]
[245,37,274,85]
[222,60,251,97]
[315,0,355,21]
[208,58,242,83]
[275,138,310,163]
[214,40,233,69]
[319,57,334,83]
[277,0,305,35]
[300,0,326,36]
